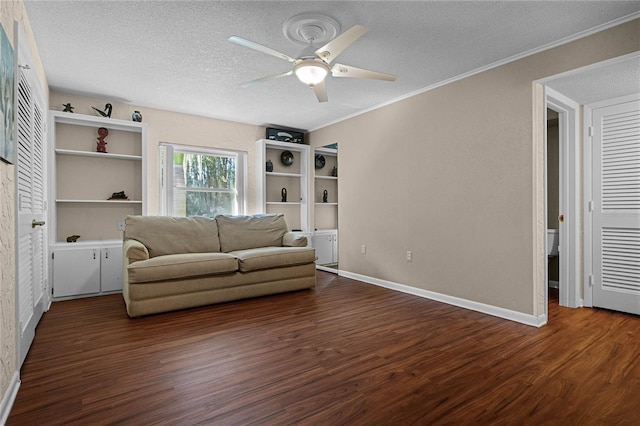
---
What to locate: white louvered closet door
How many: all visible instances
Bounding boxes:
[16,67,47,367]
[592,96,640,315]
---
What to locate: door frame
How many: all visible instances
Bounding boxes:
[545,88,581,309]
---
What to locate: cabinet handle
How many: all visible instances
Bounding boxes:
[105,249,109,259]
[93,250,96,260]
[31,220,45,228]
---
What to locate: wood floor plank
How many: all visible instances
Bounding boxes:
[8,273,640,425]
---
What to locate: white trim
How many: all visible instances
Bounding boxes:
[339,270,547,328]
[545,87,582,309]
[0,372,20,425]
[159,142,248,217]
[536,51,640,86]
[309,12,640,133]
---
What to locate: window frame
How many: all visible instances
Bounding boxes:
[160,142,247,217]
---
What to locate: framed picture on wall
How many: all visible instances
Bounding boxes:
[0,24,15,164]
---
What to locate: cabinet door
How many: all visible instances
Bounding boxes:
[331,231,338,264]
[53,248,100,297]
[314,232,334,265]
[101,246,123,292]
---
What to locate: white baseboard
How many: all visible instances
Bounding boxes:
[0,372,20,425]
[339,270,547,328]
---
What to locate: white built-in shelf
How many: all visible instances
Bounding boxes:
[315,175,338,180]
[315,202,338,206]
[266,171,303,178]
[56,199,143,204]
[55,148,142,161]
[266,202,302,206]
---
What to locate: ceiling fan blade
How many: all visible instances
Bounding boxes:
[229,36,296,63]
[331,63,396,81]
[240,71,293,87]
[311,80,328,103]
[315,25,368,64]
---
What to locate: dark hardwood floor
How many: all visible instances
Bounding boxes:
[8,272,640,425]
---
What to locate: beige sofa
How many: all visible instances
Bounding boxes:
[122,214,316,317]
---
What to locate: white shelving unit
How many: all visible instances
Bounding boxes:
[48,111,147,298]
[256,139,310,232]
[313,146,338,270]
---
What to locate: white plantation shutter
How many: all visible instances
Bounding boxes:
[592,97,640,314]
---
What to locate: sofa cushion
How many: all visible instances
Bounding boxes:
[128,252,237,284]
[125,215,220,258]
[216,214,288,253]
[231,246,315,272]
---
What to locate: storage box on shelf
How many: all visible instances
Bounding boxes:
[48,111,147,298]
[256,139,310,232]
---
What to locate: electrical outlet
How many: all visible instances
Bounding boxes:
[117,220,125,231]
[406,251,412,262]
[361,244,366,254]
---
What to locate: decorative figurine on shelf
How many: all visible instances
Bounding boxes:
[92,103,112,118]
[323,189,328,203]
[96,127,109,153]
[331,165,338,177]
[132,110,142,122]
[108,191,128,200]
[66,235,80,243]
[266,159,273,172]
[62,103,74,113]
[281,187,287,203]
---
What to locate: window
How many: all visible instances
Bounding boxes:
[160,143,247,217]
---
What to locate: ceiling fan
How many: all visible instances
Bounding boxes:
[229,24,396,103]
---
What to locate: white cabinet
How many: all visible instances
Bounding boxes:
[52,243,123,298]
[256,139,310,232]
[48,111,146,298]
[313,229,338,267]
[101,246,123,292]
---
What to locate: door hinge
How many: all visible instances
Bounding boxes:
[588,126,594,137]
[51,252,54,260]
[589,275,594,287]
[588,200,593,213]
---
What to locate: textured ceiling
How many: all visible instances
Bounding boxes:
[23,1,640,131]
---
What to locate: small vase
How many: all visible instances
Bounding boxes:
[266,160,273,172]
[331,166,338,177]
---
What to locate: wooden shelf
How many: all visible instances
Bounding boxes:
[56,149,142,161]
[56,199,143,204]
[266,171,303,178]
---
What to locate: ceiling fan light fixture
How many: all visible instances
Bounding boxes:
[294,60,329,85]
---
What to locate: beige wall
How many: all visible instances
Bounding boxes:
[49,92,266,216]
[0,0,48,411]
[309,19,640,316]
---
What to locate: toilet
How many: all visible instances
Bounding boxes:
[547,229,559,257]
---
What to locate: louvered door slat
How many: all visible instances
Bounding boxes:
[593,96,640,314]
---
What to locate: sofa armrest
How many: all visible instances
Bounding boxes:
[283,232,308,247]
[124,239,150,263]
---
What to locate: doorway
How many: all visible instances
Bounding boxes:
[546,108,560,304]
[545,88,581,310]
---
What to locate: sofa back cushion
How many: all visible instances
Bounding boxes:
[216,214,288,252]
[124,215,220,258]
